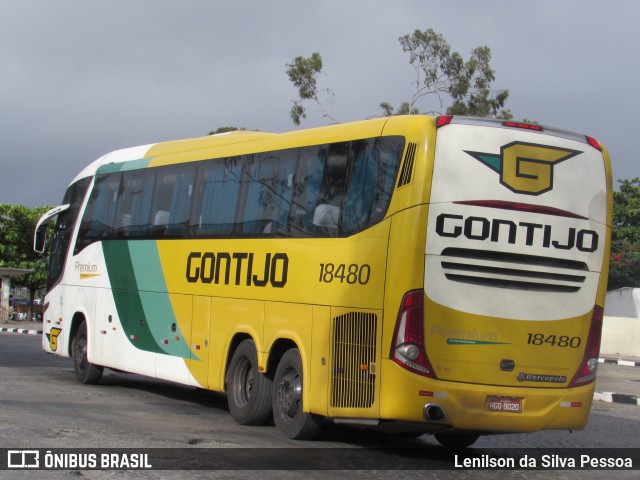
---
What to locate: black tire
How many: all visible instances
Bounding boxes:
[225,339,273,426]
[72,321,103,384]
[434,431,480,448]
[272,348,322,439]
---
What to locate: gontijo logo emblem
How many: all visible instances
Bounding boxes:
[47,327,62,352]
[465,142,582,195]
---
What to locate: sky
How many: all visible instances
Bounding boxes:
[1,0,638,207]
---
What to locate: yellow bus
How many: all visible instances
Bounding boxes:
[34,115,612,446]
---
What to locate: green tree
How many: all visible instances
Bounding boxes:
[286,52,338,125]
[208,126,246,135]
[382,29,512,118]
[379,101,420,117]
[287,30,511,125]
[0,204,52,318]
[608,178,640,290]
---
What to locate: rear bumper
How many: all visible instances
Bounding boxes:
[379,359,594,433]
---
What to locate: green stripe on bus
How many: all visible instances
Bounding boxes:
[102,241,167,355]
[129,241,194,360]
[96,158,151,175]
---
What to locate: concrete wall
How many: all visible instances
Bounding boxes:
[605,288,640,318]
[602,288,639,357]
[601,316,640,357]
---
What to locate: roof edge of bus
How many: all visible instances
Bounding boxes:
[145,117,403,159]
[67,116,429,186]
[71,143,157,185]
[445,115,591,145]
[145,130,277,158]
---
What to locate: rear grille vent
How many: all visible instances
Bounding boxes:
[397,142,417,187]
[330,312,377,409]
[440,247,588,293]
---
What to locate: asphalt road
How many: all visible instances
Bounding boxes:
[0,333,638,479]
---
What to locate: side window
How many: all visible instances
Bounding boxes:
[343,140,378,233]
[290,137,403,237]
[290,143,348,237]
[369,137,404,224]
[149,167,195,238]
[342,138,403,234]
[241,150,296,235]
[48,177,90,286]
[114,171,155,238]
[289,147,326,236]
[191,157,243,236]
[76,173,121,251]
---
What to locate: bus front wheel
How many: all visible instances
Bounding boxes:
[272,348,322,439]
[225,339,273,426]
[72,321,103,385]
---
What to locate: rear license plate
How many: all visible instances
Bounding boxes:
[487,396,522,413]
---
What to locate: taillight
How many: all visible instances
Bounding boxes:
[436,115,453,128]
[569,305,603,387]
[502,121,543,132]
[585,136,602,151]
[390,290,436,378]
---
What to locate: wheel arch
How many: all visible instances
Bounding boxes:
[266,338,299,379]
[223,332,255,392]
[67,310,88,357]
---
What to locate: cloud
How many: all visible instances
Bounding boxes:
[0,0,637,207]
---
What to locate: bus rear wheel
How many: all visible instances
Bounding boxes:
[272,348,322,439]
[72,321,103,384]
[226,339,272,426]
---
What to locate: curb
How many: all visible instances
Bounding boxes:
[593,391,640,406]
[594,358,640,407]
[0,326,42,335]
[599,358,640,368]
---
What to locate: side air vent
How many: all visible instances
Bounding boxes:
[440,247,588,293]
[331,312,377,409]
[397,142,417,187]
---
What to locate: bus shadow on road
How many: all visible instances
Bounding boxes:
[91,369,230,411]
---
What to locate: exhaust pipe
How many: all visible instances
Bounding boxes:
[424,403,446,421]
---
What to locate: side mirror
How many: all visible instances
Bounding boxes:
[34,226,47,254]
[33,204,70,254]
